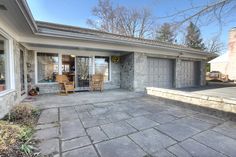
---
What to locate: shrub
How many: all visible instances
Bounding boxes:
[0,103,41,156]
[0,121,22,152]
[6,103,40,126]
[10,103,33,120]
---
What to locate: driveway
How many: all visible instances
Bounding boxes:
[33,91,236,157]
[179,82,236,100]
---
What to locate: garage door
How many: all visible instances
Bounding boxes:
[148,58,174,88]
[179,61,200,87]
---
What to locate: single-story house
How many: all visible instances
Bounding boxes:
[0,0,212,118]
[209,28,236,81]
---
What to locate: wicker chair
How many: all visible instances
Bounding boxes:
[90,74,104,92]
[56,75,75,95]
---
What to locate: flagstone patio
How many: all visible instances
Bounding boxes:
[32,90,236,157]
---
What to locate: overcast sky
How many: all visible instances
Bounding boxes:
[27,0,235,53]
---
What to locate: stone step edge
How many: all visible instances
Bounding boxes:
[146,87,236,114]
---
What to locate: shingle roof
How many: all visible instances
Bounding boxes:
[36,21,210,55]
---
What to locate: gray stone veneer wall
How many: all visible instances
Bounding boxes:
[175,58,181,88]
[133,52,148,92]
[131,52,206,91]
[200,60,206,86]
[27,51,35,85]
[37,84,60,94]
[120,53,134,90]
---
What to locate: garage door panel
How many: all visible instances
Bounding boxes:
[180,61,199,88]
[147,58,174,88]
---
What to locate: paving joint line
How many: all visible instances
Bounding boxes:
[58,107,63,157]
[74,106,102,157]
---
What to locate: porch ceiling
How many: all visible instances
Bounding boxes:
[23,42,130,55]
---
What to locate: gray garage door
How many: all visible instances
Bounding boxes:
[179,61,200,88]
[148,57,174,88]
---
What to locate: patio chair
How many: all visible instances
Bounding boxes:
[90,74,104,92]
[56,75,75,95]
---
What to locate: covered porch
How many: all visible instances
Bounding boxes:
[22,41,135,94]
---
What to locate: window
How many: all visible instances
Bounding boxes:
[37,53,59,83]
[0,35,7,92]
[95,56,109,81]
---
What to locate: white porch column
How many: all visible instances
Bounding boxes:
[58,53,62,75]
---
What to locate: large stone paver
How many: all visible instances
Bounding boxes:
[34,94,236,157]
[213,121,236,139]
[95,136,147,157]
[155,122,200,141]
[144,113,177,124]
[193,130,236,157]
[192,113,225,125]
[168,139,226,157]
[60,119,86,140]
[126,108,151,117]
[106,112,131,122]
[161,108,197,118]
[81,116,111,128]
[62,136,91,152]
[38,138,60,156]
[174,117,215,131]
[38,108,58,124]
[89,107,109,116]
[129,128,176,154]
[34,127,59,140]
[100,121,137,139]
[87,126,109,143]
[126,116,158,130]
[152,149,176,157]
[75,104,95,113]
[62,145,98,157]
[60,107,79,121]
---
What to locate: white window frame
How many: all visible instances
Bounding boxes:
[35,51,59,84]
[0,28,15,96]
[35,51,112,84]
[94,55,111,82]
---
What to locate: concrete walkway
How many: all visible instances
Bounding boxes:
[33,90,236,157]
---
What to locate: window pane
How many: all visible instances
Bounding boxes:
[0,36,6,92]
[37,53,59,83]
[95,56,109,81]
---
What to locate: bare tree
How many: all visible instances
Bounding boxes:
[87,0,154,38]
[156,0,236,29]
[205,36,225,54]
